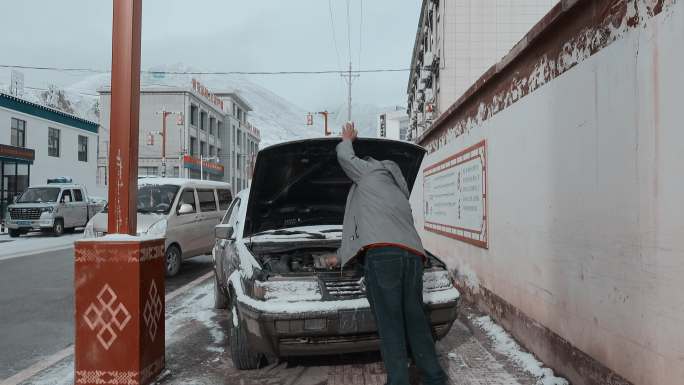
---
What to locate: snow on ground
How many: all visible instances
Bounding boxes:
[165,279,225,353]
[24,277,223,385]
[0,232,82,260]
[472,316,569,385]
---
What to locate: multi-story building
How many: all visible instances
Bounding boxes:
[377,108,409,141]
[0,92,99,219]
[215,92,260,192]
[97,80,260,192]
[406,0,557,140]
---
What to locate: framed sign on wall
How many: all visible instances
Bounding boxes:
[423,140,487,248]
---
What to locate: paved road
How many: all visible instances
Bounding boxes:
[0,237,214,380]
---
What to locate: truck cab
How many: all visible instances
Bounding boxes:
[5,180,104,237]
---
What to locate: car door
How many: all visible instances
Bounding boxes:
[196,188,220,253]
[58,189,75,227]
[71,189,88,226]
[215,197,242,285]
[170,188,202,257]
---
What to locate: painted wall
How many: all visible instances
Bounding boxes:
[411,3,684,384]
[0,107,98,193]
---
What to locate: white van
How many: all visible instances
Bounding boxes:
[84,178,233,276]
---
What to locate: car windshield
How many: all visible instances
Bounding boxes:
[16,187,61,203]
[136,184,180,214]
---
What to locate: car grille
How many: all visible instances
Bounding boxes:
[323,277,365,300]
[9,208,41,220]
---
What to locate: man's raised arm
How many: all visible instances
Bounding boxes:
[336,123,369,183]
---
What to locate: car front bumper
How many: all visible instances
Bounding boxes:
[236,290,459,357]
[5,218,54,230]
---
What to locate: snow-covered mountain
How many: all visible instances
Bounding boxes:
[2,64,390,146]
[64,64,327,147]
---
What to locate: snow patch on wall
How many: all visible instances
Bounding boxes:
[473,316,569,385]
[454,262,481,293]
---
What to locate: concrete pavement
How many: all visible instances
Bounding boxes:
[20,277,567,385]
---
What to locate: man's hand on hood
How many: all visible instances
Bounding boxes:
[342,122,357,141]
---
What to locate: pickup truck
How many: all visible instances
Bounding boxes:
[5,182,105,237]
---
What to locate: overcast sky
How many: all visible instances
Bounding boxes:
[0,0,420,111]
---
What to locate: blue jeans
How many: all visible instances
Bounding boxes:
[365,247,447,385]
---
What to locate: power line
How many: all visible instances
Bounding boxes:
[0,64,410,76]
[358,0,364,69]
[346,0,352,64]
[327,0,343,71]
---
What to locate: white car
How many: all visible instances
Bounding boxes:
[212,138,460,369]
[84,177,233,276]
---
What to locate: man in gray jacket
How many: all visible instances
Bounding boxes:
[333,123,446,385]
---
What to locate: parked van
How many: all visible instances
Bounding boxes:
[84,178,232,276]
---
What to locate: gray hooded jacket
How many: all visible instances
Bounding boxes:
[336,139,425,265]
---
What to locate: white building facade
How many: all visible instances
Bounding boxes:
[377,108,409,141]
[407,0,557,140]
[0,92,99,218]
[97,80,260,194]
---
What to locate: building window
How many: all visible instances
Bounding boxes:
[172,166,180,177]
[11,118,26,147]
[209,116,216,135]
[190,104,198,126]
[209,145,214,156]
[237,130,241,146]
[200,111,207,131]
[78,135,88,162]
[138,166,158,176]
[48,127,60,157]
[189,137,197,156]
[200,141,207,156]
[216,148,221,160]
[217,121,222,138]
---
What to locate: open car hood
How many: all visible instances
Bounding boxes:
[244,137,426,237]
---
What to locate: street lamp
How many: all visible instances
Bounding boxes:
[200,155,219,180]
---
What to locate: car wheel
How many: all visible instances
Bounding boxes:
[213,274,229,309]
[229,293,261,370]
[53,219,64,236]
[165,245,182,277]
[8,229,20,238]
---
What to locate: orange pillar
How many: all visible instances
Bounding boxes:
[74,1,166,384]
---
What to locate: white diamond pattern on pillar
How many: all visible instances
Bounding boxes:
[83,284,132,350]
[143,280,163,341]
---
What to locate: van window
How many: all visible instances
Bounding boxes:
[197,189,218,212]
[217,189,232,210]
[73,189,84,202]
[177,189,197,214]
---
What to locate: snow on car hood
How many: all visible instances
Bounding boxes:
[244,138,426,237]
[89,211,165,235]
[248,225,343,243]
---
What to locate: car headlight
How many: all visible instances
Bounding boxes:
[423,270,454,292]
[144,219,167,237]
[253,278,322,302]
[41,206,54,213]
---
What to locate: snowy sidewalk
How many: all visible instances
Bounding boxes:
[20,275,567,385]
[0,232,82,261]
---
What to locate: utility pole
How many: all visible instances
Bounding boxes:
[340,61,359,122]
[154,108,181,177]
